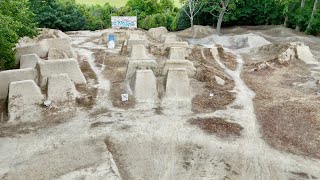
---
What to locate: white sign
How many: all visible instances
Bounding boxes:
[111,16,137,29]
[121,94,129,102]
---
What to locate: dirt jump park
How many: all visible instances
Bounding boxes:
[0,25,320,179]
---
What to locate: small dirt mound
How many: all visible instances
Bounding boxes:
[189,117,243,138]
[176,25,216,38]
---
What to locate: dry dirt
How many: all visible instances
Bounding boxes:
[1,26,320,180]
[189,117,243,138]
[242,56,320,159]
[189,46,236,113]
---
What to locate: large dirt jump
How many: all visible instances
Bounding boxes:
[0,25,320,180]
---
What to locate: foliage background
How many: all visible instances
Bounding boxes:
[0,0,319,70]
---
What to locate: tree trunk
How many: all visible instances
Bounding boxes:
[306,0,319,31]
[296,0,305,31]
[217,6,226,35]
[284,13,289,27]
[191,16,194,35]
[216,0,229,35]
[284,5,289,27]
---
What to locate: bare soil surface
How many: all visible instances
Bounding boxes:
[1,26,320,180]
[242,56,320,159]
[189,117,243,137]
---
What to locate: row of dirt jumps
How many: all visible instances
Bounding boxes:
[0,29,87,123]
[1,25,320,179]
[1,27,319,121]
[126,28,195,109]
[0,27,199,123]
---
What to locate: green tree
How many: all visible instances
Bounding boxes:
[29,0,86,31]
[0,0,38,70]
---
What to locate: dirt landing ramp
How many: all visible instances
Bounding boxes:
[169,47,186,60]
[20,54,42,69]
[125,60,157,79]
[130,45,147,60]
[148,27,168,39]
[161,33,176,43]
[133,70,158,105]
[8,80,44,123]
[162,60,196,77]
[37,58,86,88]
[0,68,38,100]
[296,44,319,65]
[164,42,189,48]
[127,34,148,47]
[48,48,68,60]
[47,74,76,103]
[165,68,191,100]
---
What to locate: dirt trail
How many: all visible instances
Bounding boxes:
[1,28,320,180]
[82,30,320,179]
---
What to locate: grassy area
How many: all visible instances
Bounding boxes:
[75,0,181,8]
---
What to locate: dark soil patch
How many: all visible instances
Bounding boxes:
[188,47,223,71]
[77,58,98,109]
[103,54,127,82]
[242,56,320,159]
[104,53,135,109]
[259,100,320,159]
[110,83,135,110]
[79,58,98,82]
[89,108,110,118]
[0,99,8,122]
[0,113,74,138]
[153,107,164,115]
[189,117,243,138]
[191,47,236,113]
[192,89,235,113]
[290,171,312,179]
[93,49,107,68]
[104,137,131,180]
[90,121,114,128]
[217,45,237,71]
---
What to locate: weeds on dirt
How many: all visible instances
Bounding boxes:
[191,47,236,113]
[189,117,243,138]
[110,83,135,109]
[93,49,107,68]
[79,59,98,82]
[0,113,74,138]
[104,54,136,109]
[77,57,99,109]
[242,56,320,159]
[104,137,130,179]
[217,45,237,71]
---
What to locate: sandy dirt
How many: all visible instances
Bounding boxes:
[0,26,320,180]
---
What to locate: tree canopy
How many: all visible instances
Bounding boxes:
[0,0,319,70]
[0,0,38,70]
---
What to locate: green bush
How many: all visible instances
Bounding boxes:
[0,0,38,70]
[30,0,86,31]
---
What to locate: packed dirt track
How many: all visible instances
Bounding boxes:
[0,25,320,180]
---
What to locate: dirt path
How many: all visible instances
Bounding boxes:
[1,28,320,180]
[76,29,320,179]
[79,30,320,179]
